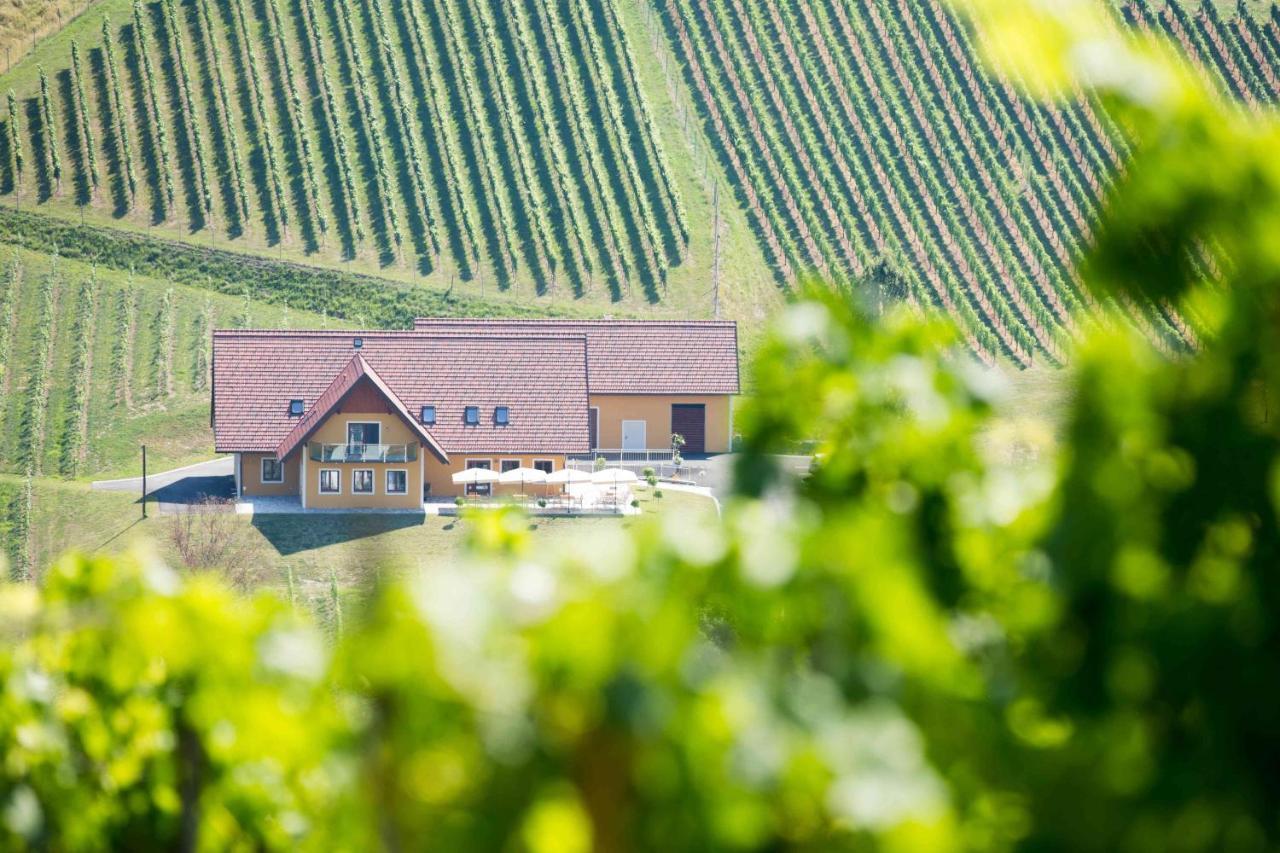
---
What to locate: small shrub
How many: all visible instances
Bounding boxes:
[630,499,640,509]
[167,499,257,587]
[537,498,547,508]
[654,489,663,499]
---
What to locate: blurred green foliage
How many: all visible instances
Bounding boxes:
[3,0,1280,849]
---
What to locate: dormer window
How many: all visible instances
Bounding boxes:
[494,406,510,426]
[420,405,436,425]
[288,399,305,417]
[464,406,480,426]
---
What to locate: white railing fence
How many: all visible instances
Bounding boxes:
[566,449,689,479]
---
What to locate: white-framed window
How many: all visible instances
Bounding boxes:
[386,469,408,494]
[533,459,554,475]
[465,458,492,496]
[261,457,284,483]
[352,469,375,494]
[499,459,521,473]
[347,421,381,445]
[319,469,341,494]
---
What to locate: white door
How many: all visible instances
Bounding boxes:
[621,419,647,451]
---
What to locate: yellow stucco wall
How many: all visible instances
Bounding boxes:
[424,454,566,498]
[304,412,425,509]
[240,451,301,496]
[236,395,733,508]
[589,395,731,452]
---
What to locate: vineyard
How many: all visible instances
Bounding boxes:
[0,0,1271,364]
[0,245,339,482]
[0,0,693,303]
[661,0,1280,364]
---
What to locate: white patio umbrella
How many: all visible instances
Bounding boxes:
[592,468,638,509]
[591,468,639,485]
[498,467,548,499]
[546,468,593,485]
[452,468,500,498]
[452,468,501,485]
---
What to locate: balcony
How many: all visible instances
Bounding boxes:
[308,442,417,463]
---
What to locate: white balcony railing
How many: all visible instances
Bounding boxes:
[308,443,417,463]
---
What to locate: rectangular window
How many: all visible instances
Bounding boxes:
[420,405,436,425]
[319,469,340,494]
[261,457,284,483]
[386,470,407,494]
[500,459,520,473]
[288,399,304,417]
[464,406,480,426]
[494,406,510,425]
[347,422,381,445]
[353,469,374,494]
[533,459,554,475]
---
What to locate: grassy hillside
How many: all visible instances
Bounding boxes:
[0,472,714,629]
[0,1,94,73]
[0,0,781,323]
[0,0,1267,505]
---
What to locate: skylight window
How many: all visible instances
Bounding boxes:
[494,406,510,426]
[464,406,480,426]
[420,405,436,425]
[353,337,363,349]
[288,399,304,417]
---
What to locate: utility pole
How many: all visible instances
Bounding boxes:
[141,444,147,519]
[711,180,721,319]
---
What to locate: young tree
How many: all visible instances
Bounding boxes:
[69,40,99,193]
[6,90,22,201]
[37,66,62,192]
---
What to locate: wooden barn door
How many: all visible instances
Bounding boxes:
[671,404,706,454]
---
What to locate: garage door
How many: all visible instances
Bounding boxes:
[671,404,706,454]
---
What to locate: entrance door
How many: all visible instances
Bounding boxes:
[621,420,647,451]
[671,404,706,454]
[465,459,492,496]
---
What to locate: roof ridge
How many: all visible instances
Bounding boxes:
[212,329,590,342]
[412,317,738,326]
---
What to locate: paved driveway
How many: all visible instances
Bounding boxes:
[678,454,811,499]
[91,457,235,511]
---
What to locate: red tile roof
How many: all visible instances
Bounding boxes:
[212,331,590,455]
[412,319,740,395]
[273,354,448,462]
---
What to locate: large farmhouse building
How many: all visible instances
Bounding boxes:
[211,320,739,509]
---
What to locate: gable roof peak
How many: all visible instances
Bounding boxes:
[272,354,448,463]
